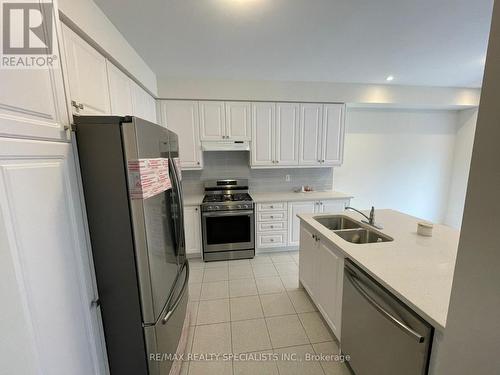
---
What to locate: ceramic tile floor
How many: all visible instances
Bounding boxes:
[183,251,351,375]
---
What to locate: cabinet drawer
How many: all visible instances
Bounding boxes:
[257,211,287,222]
[257,202,286,211]
[257,232,288,248]
[257,221,286,232]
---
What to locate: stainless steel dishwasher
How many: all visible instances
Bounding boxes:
[341,259,433,375]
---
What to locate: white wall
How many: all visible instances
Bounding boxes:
[443,109,478,228]
[157,77,480,109]
[335,108,458,223]
[58,0,157,95]
[437,2,500,372]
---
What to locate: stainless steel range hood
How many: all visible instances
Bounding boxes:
[202,140,250,151]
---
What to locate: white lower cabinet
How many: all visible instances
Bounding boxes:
[299,226,316,296]
[319,199,348,214]
[256,198,350,252]
[184,206,202,257]
[288,201,317,247]
[257,231,288,248]
[288,199,350,247]
[255,201,288,251]
[317,240,344,339]
[299,224,344,340]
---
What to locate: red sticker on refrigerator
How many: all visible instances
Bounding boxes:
[127,158,172,199]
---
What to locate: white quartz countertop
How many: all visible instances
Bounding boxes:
[183,190,352,206]
[251,191,353,203]
[298,209,459,331]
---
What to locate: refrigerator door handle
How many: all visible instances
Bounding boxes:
[171,160,185,253]
[162,260,189,325]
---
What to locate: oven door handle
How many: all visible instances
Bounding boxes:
[202,210,254,217]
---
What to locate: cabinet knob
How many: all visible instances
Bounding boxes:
[270,205,274,208]
[78,103,84,110]
[195,208,198,211]
[270,225,274,228]
[270,238,274,242]
[321,160,325,163]
[270,215,274,218]
[197,162,200,165]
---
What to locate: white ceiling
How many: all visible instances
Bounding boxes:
[94,0,493,88]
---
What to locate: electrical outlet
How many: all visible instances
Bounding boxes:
[285,174,291,182]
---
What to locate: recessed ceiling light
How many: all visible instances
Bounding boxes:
[386,75,394,82]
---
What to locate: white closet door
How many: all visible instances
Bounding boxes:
[61,24,111,115]
[299,103,323,166]
[275,102,300,166]
[251,102,275,167]
[0,138,105,375]
[106,61,133,116]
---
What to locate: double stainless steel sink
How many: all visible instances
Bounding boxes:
[314,215,393,244]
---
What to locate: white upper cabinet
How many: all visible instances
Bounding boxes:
[61,24,111,115]
[106,61,133,116]
[131,82,157,123]
[251,102,275,167]
[0,11,68,141]
[160,100,202,169]
[275,103,300,166]
[225,102,251,140]
[299,103,323,166]
[322,104,345,166]
[199,101,226,140]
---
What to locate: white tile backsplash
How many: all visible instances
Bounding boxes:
[181,151,333,195]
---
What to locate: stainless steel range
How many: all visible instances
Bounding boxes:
[201,179,255,261]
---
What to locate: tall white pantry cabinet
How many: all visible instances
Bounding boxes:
[0,3,107,375]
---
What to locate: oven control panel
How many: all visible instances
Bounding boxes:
[202,203,254,212]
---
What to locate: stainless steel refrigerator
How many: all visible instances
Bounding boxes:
[74,116,189,375]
